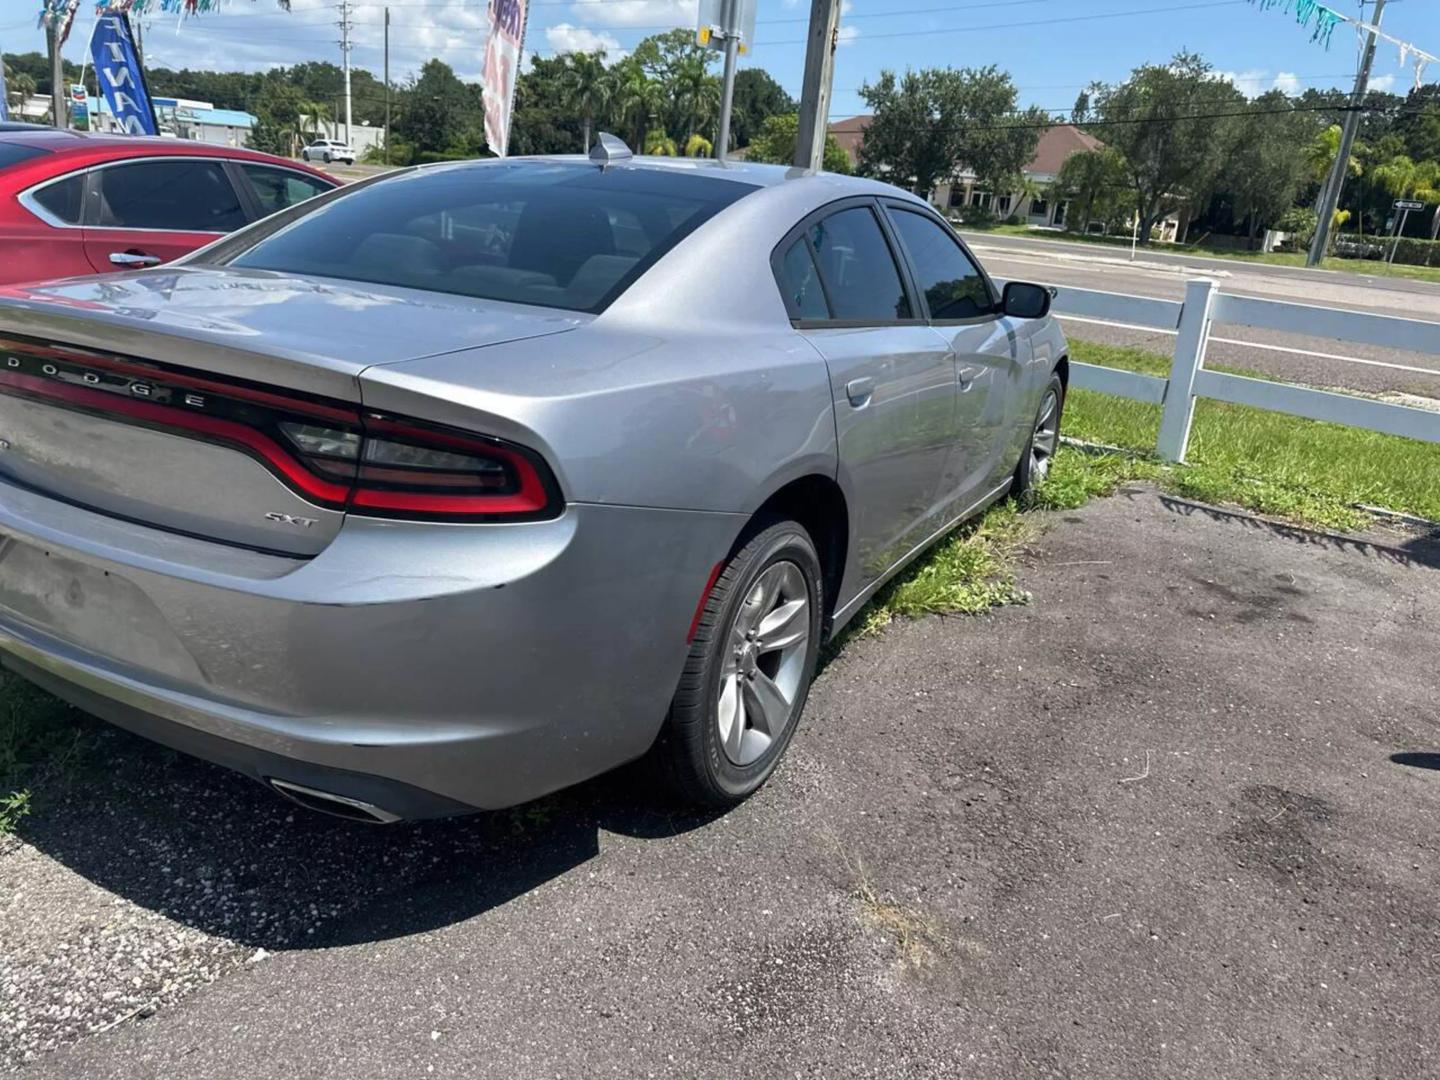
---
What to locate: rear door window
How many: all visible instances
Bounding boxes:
[93,159,248,232]
[806,206,912,322]
[886,207,995,320]
[776,237,829,320]
[239,163,335,216]
[29,172,85,225]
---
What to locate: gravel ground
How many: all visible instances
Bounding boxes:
[3,485,1439,1078]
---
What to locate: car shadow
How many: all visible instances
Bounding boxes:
[1155,493,1440,572]
[1392,751,1440,773]
[12,717,723,951]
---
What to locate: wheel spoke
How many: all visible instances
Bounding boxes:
[718,673,745,759]
[756,597,808,654]
[742,671,791,737]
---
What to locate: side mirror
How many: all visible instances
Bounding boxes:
[1002,281,1053,320]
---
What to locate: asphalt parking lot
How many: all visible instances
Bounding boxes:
[4,486,1439,1078]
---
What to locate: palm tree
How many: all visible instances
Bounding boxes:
[1305,125,1362,187]
[1371,154,1440,204]
[671,56,720,145]
[561,51,610,152]
[5,66,37,115]
[609,59,662,151]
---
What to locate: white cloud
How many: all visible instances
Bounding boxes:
[569,0,698,28]
[1369,73,1397,93]
[546,23,627,59]
[837,24,860,47]
[1214,69,1309,97]
[1215,69,1270,96]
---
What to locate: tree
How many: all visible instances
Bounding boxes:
[609,56,663,150]
[1305,124,1362,186]
[1371,152,1440,237]
[250,78,315,156]
[671,54,720,144]
[857,66,1048,198]
[511,54,584,156]
[1053,146,1128,233]
[394,59,477,158]
[1086,52,1242,245]
[1221,89,1320,248]
[731,68,795,149]
[560,51,610,152]
[745,113,851,173]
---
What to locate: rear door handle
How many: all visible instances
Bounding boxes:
[109,251,162,268]
[845,377,874,408]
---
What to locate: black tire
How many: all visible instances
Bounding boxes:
[1012,370,1066,507]
[323,152,332,164]
[654,520,824,807]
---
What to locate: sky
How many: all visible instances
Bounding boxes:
[12,0,1440,119]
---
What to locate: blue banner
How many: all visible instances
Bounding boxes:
[0,57,8,122]
[91,13,158,135]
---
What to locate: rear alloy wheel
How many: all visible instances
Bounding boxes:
[656,520,823,806]
[1012,371,1065,506]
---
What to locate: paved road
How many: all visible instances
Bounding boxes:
[10,489,1440,1079]
[963,232,1440,399]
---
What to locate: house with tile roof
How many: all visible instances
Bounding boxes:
[827,117,1106,229]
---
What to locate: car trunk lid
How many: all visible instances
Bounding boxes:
[0,267,582,555]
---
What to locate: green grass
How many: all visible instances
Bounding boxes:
[961,223,1440,285]
[1065,340,1440,530]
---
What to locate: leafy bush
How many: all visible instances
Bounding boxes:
[1387,236,1440,267]
[1276,206,1316,245]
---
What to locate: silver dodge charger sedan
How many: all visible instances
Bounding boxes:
[0,143,1067,822]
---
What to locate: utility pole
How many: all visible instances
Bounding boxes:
[338,0,353,146]
[1308,0,1385,266]
[384,6,391,165]
[714,0,741,161]
[48,22,66,130]
[793,0,841,171]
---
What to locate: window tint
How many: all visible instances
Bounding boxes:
[226,161,755,313]
[888,208,994,320]
[0,143,49,171]
[777,238,829,320]
[94,159,248,232]
[30,173,85,225]
[240,163,333,216]
[807,207,910,322]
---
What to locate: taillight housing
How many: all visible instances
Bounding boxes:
[0,335,562,523]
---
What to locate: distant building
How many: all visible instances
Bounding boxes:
[826,117,1100,228]
[827,117,1187,242]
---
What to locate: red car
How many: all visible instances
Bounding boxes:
[0,128,338,285]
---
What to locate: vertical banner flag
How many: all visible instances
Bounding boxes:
[482,0,528,157]
[0,52,8,122]
[91,12,159,135]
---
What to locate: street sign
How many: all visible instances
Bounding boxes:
[697,0,757,54]
[1394,199,1425,211]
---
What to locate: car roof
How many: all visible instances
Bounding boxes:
[432,153,904,195]
[0,130,336,179]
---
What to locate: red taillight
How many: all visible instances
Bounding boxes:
[0,336,561,523]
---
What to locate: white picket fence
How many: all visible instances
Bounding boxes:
[1018,277,1440,462]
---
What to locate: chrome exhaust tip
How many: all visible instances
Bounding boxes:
[267,778,402,824]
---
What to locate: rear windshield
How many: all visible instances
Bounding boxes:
[0,143,50,170]
[226,161,756,313]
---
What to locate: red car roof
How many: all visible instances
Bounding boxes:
[0,130,337,183]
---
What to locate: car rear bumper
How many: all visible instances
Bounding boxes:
[0,478,743,818]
